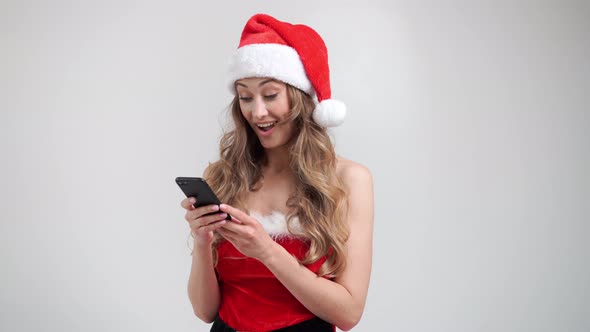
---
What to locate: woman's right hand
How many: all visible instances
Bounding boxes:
[181,197,228,245]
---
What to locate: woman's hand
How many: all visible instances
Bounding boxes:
[217,204,277,262]
[181,197,228,246]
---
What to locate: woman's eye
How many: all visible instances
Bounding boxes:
[264,94,278,100]
[239,97,253,102]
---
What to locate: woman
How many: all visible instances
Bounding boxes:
[181,14,374,331]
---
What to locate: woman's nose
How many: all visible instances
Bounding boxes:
[252,97,268,118]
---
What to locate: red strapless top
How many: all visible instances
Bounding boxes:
[215,235,329,331]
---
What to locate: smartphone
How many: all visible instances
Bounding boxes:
[175,177,231,220]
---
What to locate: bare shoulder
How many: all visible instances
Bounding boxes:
[336,157,374,228]
[336,156,373,190]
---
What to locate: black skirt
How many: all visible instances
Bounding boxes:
[210,315,333,332]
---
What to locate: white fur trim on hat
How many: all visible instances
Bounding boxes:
[313,99,346,127]
[228,43,314,95]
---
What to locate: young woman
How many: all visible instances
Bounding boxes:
[181,14,374,332]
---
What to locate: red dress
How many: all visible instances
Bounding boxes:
[215,212,332,332]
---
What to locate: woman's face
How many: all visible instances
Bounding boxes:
[235,77,295,150]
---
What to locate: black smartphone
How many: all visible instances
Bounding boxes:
[175,177,231,220]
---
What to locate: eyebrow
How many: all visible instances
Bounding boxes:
[235,78,276,89]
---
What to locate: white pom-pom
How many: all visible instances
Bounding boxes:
[312,99,346,127]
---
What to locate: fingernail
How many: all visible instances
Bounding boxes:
[219,213,227,218]
[212,205,219,211]
[189,198,196,204]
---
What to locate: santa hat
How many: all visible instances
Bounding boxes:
[227,14,346,127]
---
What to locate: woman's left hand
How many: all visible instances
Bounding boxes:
[217,204,277,262]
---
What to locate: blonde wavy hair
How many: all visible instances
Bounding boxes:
[203,83,349,278]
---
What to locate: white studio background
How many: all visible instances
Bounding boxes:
[1,1,589,331]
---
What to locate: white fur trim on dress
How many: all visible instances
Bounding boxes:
[228,44,314,95]
[313,99,346,127]
[250,210,303,238]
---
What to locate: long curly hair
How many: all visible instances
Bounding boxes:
[203,84,349,278]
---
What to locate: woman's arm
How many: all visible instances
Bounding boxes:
[187,238,221,323]
[182,165,228,322]
[218,163,374,330]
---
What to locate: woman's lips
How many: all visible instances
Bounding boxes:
[255,124,275,137]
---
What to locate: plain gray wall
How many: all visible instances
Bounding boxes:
[1,1,589,331]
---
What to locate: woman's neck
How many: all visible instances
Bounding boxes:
[263,145,291,175]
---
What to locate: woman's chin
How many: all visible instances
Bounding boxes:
[259,138,288,150]
[260,141,280,149]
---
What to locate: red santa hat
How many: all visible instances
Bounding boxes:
[228,14,346,127]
